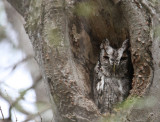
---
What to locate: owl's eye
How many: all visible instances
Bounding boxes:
[111,59,114,61]
[103,56,109,60]
[115,59,119,62]
[121,57,128,60]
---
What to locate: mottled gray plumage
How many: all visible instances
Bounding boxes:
[93,39,130,113]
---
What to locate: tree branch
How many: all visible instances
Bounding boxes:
[6,0,31,17]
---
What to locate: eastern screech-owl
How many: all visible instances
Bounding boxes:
[93,39,131,113]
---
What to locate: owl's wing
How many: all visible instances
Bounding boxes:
[95,77,122,113]
[94,75,114,113]
[93,62,101,107]
[101,80,119,113]
[93,73,99,106]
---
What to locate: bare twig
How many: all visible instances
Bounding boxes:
[4,55,34,70]
[0,75,42,121]
[0,106,4,120]
[8,75,42,117]
[5,90,18,122]
[24,105,51,122]
[0,55,34,83]
[10,75,42,108]
[38,112,42,122]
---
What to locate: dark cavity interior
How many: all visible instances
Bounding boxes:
[68,0,134,112]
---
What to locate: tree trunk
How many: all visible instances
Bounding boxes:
[7,0,160,121]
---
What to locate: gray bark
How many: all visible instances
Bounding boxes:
[6,0,160,121]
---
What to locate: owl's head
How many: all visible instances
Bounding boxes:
[100,39,128,66]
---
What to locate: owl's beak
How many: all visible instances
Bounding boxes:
[113,63,116,73]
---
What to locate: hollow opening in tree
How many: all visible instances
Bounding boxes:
[68,0,134,113]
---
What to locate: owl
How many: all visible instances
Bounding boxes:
[93,39,131,113]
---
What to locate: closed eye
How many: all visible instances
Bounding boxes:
[121,57,128,60]
[103,56,109,60]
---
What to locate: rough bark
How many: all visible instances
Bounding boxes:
[6,0,160,121]
[120,0,153,96]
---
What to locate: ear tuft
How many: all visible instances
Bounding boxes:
[105,38,110,46]
[100,39,109,49]
[121,39,129,50]
[100,38,110,49]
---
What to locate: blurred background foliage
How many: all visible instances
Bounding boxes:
[0,0,53,121]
